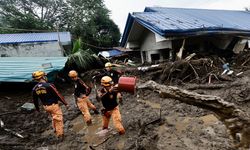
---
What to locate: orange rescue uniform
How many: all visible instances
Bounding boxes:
[74,78,97,125]
[32,82,68,137]
[98,88,125,135]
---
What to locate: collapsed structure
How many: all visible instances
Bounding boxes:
[121,7,250,63]
[0,32,71,82]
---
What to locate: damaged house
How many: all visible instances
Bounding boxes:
[0,32,71,82]
[121,7,250,63]
[0,32,71,57]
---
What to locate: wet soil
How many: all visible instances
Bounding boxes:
[1,69,250,150]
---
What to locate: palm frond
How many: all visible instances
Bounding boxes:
[66,49,98,70]
[72,38,82,54]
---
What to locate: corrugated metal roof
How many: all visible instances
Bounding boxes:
[0,57,67,82]
[0,32,71,44]
[121,7,250,46]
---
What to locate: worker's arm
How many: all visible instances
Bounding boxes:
[79,79,91,96]
[32,90,40,112]
[110,84,119,92]
[96,88,107,102]
[49,84,68,106]
[96,89,102,102]
[117,92,123,105]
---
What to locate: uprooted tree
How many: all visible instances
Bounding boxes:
[138,80,250,149]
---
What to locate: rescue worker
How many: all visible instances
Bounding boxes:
[97,76,125,135]
[32,71,68,139]
[104,62,123,84]
[68,70,99,125]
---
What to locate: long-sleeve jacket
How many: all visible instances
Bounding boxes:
[32,82,67,111]
[98,88,119,111]
[74,78,91,97]
[105,69,122,84]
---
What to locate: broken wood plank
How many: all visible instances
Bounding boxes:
[176,39,186,60]
[0,111,19,116]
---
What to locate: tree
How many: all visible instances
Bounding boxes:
[85,7,121,48]
[62,0,121,50]
[0,0,121,48]
[0,0,66,30]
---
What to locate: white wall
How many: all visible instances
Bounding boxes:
[0,42,64,57]
[140,31,172,52]
[140,30,172,62]
[146,50,164,62]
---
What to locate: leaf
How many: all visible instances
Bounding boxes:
[72,38,81,54]
[66,49,97,70]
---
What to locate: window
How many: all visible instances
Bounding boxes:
[151,54,160,62]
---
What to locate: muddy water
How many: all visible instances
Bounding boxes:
[71,114,103,145]
[165,114,218,132]
[144,100,161,109]
[71,113,126,149]
[200,114,218,125]
[137,99,161,109]
[158,114,219,149]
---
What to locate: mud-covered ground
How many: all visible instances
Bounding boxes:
[1,69,250,149]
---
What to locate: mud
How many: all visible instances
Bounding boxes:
[1,65,250,149]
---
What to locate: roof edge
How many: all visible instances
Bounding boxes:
[120,13,135,47]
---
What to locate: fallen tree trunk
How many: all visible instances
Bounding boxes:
[186,82,243,90]
[138,80,250,149]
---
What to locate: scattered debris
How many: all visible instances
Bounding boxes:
[139,80,250,148]
[0,111,19,116]
[0,119,24,139]
[2,50,250,149]
[20,102,35,112]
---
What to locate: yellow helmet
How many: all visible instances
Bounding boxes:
[101,76,113,87]
[32,71,46,80]
[105,62,112,68]
[68,70,78,78]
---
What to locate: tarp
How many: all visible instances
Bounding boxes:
[0,32,71,45]
[0,57,67,82]
[98,49,124,58]
[121,7,250,46]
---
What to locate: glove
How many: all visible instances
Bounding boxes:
[110,86,118,93]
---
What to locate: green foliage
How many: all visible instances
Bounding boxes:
[81,7,121,50]
[0,0,65,30]
[64,0,121,51]
[72,38,82,54]
[66,49,97,70]
[0,0,121,53]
